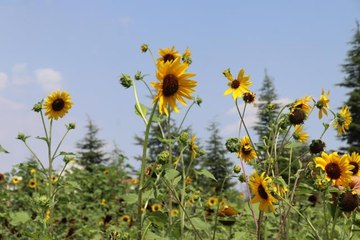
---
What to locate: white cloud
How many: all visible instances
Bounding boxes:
[35,68,62,92]
[0,72,8,91]
[0,96,25,110]
[12,63,32,85]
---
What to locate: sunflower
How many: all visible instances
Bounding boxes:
[28,179,37,189]
[151,57,197,116]
[207,197,219,207]
[345,152,360,177]
[291,96,312,114]
[151,203,162,212]
[120,214,131,225]
[223,68,252,100]
[12,176,22,185]
[43,90,73,120]
[51,176,58,183]
[243,91,256,104]
[238,136,257,162]
[316,89,330,119]
[249,171,277,213]
[30,169,37,176]
[101,198,106,206]
[292,125,308,143]
[190,135,198,159]
[333,105,352,135]
[314,152,353,187]
[158,46,181,63]
[170,208,179,217]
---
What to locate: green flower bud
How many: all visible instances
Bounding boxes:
[179,131,189,145]
[198,148,206,157]
[233,165,241,174]
[157,150,170,164]
[32,101,43,112]
[238,173,247,183]
[140,44,148,53]
[119,74,132,89]
[196,97,203,106]
[63,155,75,164]
[134,71,143,81]
[17,132,29,142]
[225,138,240,153]
[67,122,76,130]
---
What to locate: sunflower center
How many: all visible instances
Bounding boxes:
[123,217,129,222]
[163,54,175,62]
[163,74,179,96]
[241,145,252,155]
[52,99,65,111]
[350,162,359,175]
[231,80,240,89]
[325,162,341,179]
[258,184,268,200]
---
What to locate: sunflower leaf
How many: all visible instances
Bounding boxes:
[9,211,31,226]
[195,169,217,182]
[164,169,180,181]
[122,193,138,204]
[135,103,148,118]
[0,145,9,153]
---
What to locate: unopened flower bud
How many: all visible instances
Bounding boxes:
[119,74,132,89]
[179,131,189,145]
[134,71,143,81]
[17,132,29,142]
[238,173,247,183]
[157,150,170,164]
[67,122,76,130]
[32,101,43,112]
[196,97,202,106]
[233,165,241,174]
[225,138,240,153]
[141,44,148,53]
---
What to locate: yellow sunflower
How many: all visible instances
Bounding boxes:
[151,203,162,212]
[170,208,179,217]
[333,105,352,135]
[101,198,106,206]
[43,90,73,120]
[28,179,37,189]
[207,197,219,207]
[292,125,308,143]
[249,171,277,213]
[243,91,256,104]
[314,152,353,187]
[120,214,131,225]
[345,152,360,177]
[238,136,257,162]
[158,46,181,63]
[190,135,198,159]
[151,57,197,116]
[12,176,22,185]
[316,89,330,119]
[291,96,312,114]
[223,68,252,100]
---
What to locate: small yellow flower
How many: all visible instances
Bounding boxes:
[272,184,288,197]
[131,178,139,184]
[30,169,36,176]
[158,46,181,63]
[207,197,219,207]
[101,198,106,206]
[45,209,51,222]
[185,176,192,185]
[11,176,22,185]
[292,125,308,143]
[223,68,252,100]
[170,208,179,217]
[51,176,58,183]
[151,203,162,212]
[316,89,330,119]
[190,135,198,159]
[333,105,352,135]
[238,136,257,162]
[43,90,73,120]
[28,179,37,189]
[120,214,131,225]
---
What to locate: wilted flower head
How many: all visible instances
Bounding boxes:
[309,139,326,154]
[243,91,256,104]
[140,44,148,53]
[316,89,330,119]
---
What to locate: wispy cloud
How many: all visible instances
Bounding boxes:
[12,63,32,85]
[0,96,25,110]
[35,68,62,92]
[0,72,8,91]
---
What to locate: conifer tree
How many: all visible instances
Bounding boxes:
[200,122,235,193]
[77,118,109,169]
[337,23,360,152]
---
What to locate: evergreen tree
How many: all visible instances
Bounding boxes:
[337,23,360,152]
[254,70,281,160]
[77,118,109,169]
[200,122,235,193]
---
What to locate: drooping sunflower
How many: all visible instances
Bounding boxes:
[333,105,352,135]
[223,68,252,100]
[314,151,353,187]
[207,197,219,207]
[28,179,37,189]
[291,96,312,114]
[151,203,162,212]
[189,135,198,159]
[120,214,131,225]
[238,136,257,162]
[292,125,308,143]
[158,46,181,63]
[243,91,256,104]
[43,90,73,120]
[249,171,277,213]
[316,89,330,119]
[151,57,196,116]
[345,152,360,177]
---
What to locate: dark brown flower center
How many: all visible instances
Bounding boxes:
[350,162,359,175]
[231,80,240,89]
[241,145,252,155]
[289,108,307,125]
[258,184,268,200]
[123,217,129,222]
[339,191,359,212]
[52,99,65,111]
[325,162,341,179]
[163,54,175,62]
[163,74,179,97]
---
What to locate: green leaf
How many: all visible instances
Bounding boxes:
[147,211,168,228]
[164,169,180,181]
[196,169,217,182]
[9,211,31,226]
[135,103,148,118]
[0,145,9,153]
[36,136,48,142]
[173,176,182,186]
[143,189,154,200]
[122,193,138,204]
[189,217,209,231]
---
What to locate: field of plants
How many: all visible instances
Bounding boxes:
[0,41,360,240]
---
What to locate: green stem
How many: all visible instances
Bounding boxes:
[212,176,229,240]
[137,100,158,240]
[51,129,70,160]
[132,79,148,125]
[47,119,53,237]
[235,99,256,150]
[177,101,196,133]
[330,205,340,240]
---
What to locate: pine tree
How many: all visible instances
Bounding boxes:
[337,23,360,152]
[254,70,280,160]
[200,122,235,193]
[77,118,109,169]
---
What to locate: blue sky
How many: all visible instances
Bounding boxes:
[0,1,359,172]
